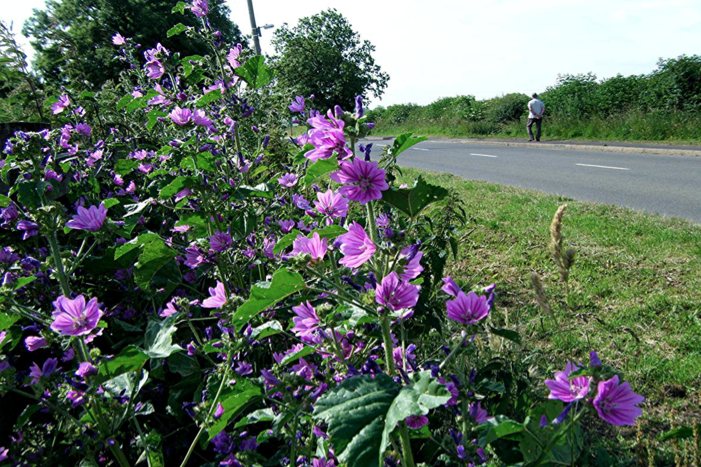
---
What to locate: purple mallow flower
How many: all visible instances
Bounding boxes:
[314,189,348,218]
[446,290,490,325]
[75,362,98,378]
[169,107,192,125]
[375,272,420,312]
[405,415,428,429]
[289,96,305,113]
[145,59,165,79]
[52,94,70,114]
[193,109,213,128]
[441,276,462,296]
[66,204,107,231]
[202,281,227,309]
[545,361,591,403]
[190,0,209,17]
[292,232,327,262]
[330,158,388,205]
[278,173,298,188]
[337,222,376,268]
[25,336,47,352]
[278,219,295,233]
[17,220,39,239]
[29,358,58,384]
[50,295,103,336]
[291,301,321,344]
[469,402,490,424]
[400,244,423,281]
[593,375,644,426]
[209,231,232,252]
[112,33,126,45]
[213,402,224,419]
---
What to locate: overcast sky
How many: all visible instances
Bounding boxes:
[5,0,701,107]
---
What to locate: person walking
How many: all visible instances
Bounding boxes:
[527,93,545,141]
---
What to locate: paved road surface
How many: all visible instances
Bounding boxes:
[361,138,701,224]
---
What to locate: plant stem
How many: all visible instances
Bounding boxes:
[397,421,417,467]
[379,314,395,375]
[440,333,467,370]
[47,230,71,295]
[366,202,379,244]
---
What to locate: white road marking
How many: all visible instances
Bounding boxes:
[411,147,429,151]
[576,163,630,171]
[470,153,499,158]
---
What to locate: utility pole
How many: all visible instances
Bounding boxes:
[246,0,262,55]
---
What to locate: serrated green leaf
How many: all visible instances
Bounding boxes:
[0,311,20,332]
[172,1,187,13]
[233,55,275,89]
[96,345,149,384]
[314,374,400,467]
[114,233,160,261]
[231,269,305,327]
[167,23,188,38]
[13,276,36,291]
[116,94,134,111]
[380,371,451,457]
[143,317,182,358]
[114,159,138,175]
[126,96,148,112]
[146,110,168,131]
[207,379,262,441]
[195,89,221,108]
[304,157,338,185]
[133,239,180,294]
[381,176,448,218]
[159,176,198,199]
[477,415,525,447]
[390,133,428,157]
[181,55,204,77]
[0,194,11,208]
[250,320,283,340]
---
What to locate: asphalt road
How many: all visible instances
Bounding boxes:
[361,138,701,224]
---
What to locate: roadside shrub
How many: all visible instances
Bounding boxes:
[484,93,529,124]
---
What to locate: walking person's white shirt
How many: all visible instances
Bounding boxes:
[528,98,545,118]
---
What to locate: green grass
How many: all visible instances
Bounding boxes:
[401,168,701,464]
[373,110,701,145]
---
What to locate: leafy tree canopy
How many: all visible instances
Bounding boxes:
[271,9,389,112]
[23,0,245,89]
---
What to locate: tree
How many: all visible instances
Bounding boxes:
[271,9,389,112]
[23,0,245,89]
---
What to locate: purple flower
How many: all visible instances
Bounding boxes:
[213,402,224,419]
[235,361,252,375]
[405,415,428,429]
[52,94,70,115]
[261,369,280,390]
[590,350,602,367]
[314,189,348,218]
[400,245,423,281]
[441,276,462,296]
[17,220,39,239]
[330,158,388,205]
[468,402,490,424]
[29,358,58,384]
[193,109,213,128]
[66,204,107,231]
[184,245,209,268]
[112,33,126,45]
[202,281,227,309]
[227,44,243,69]
[446,291,490,325]
[190,0,209,17]
[25,336,47,352]
[50,295,103,336]
[1,202,19,223]
[145,59,165,79]
[337,222,376,268]
[169,107,192,125]
[375,272,420,311]
[209,231,232,252]
[278,219,295,233]
[75,362,98,378]
[277,173,298,188]
[354,95,364,118]
[593,375,644,426]
[292,232,327,262]
[291,301,321,343]
[312,458,335,467]
[75,123,92,136]
[544,361,591,403]
[0,446,7,462]
[289,96,305,113]
[0,248,20,265]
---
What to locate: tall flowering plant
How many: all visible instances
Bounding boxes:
[0,3,642,466]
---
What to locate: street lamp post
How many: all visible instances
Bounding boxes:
[245,0,273,55]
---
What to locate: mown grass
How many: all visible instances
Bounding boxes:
[374,111,701,145]
[399,168,701,465]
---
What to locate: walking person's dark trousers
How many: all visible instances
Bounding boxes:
[527,118,542,141]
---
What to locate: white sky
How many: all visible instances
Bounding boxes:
[4,0,701,108]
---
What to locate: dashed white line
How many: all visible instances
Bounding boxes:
[470,153,498,158]
[411,147,429,151]
[576,163,630,171]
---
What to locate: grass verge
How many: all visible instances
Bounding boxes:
[401,167,701,465]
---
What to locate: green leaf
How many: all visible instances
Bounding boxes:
[195,89,222,108]
[143,317,182,358]
[237,183,275,199]
[489,327,522,344]
[114,159,138,175]
[146,110,168,131]
[233,55,275,89]
[0,311,20,332]
[381,176,448,218]
[477,415,525,447]
[79,91,95,99]
[196,151,215,171]
[103,198,120,209]
[250,320,283,340]
[134,240,180,296]
[658,424,700,442]
[159,176,198,199]
[207,379,262,441]
[280,345,315,366]
[380,371,451,456]
[304,158,338,185]
[181,55,204,77]
[171,1,187,13]
[390,133,428,157]
[96,345,149,384]
[231,269,305,327]
[114,233,160,261]
[0,194,12,207]
[126,96,148,112]
[116,94,134,111]
[234,408,275,428]
[13,276,36,291]
[314,374,400,467]
[167,23,188,38]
